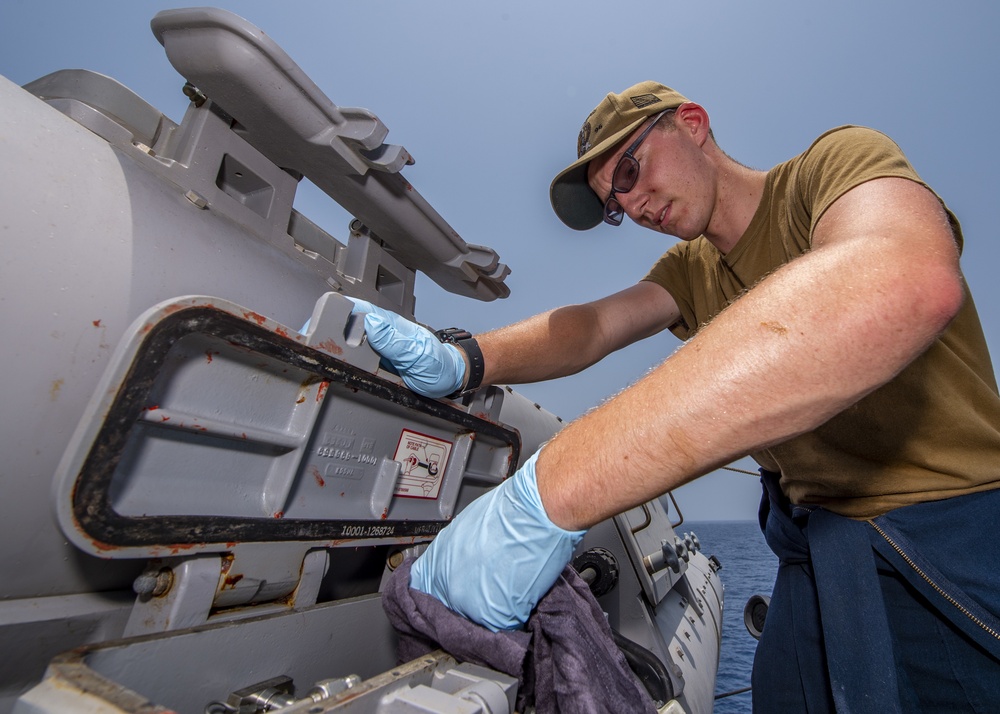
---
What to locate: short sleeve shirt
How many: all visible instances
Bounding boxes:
[643,126,1000,518]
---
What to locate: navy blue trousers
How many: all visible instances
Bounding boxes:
[751,472,1000,713]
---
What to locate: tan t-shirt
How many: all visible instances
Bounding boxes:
[644,126,1000,518]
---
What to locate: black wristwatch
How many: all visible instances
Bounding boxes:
[434,327,485,399]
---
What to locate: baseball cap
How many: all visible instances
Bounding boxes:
[549,81,689,230]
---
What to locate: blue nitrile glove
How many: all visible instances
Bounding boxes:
[348,298,466,398]
[410,451,586,631]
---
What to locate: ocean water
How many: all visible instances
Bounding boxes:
[687,520,778,713]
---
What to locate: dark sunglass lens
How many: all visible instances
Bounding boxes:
[611,156,640,192]
[604,197,625,226]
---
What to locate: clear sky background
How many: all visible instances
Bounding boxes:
[2,1,997,520]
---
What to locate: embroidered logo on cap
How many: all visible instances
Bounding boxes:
[630,94,662,109]
[577,122,592,158]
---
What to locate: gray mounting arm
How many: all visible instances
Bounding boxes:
[151,7,509,302]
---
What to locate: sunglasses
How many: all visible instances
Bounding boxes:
[603,109,673,226]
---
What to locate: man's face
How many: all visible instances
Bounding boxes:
[586,113,715,240]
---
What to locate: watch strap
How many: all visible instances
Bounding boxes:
[434,327,485,398]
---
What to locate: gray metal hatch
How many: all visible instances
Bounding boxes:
[53,293,520,560]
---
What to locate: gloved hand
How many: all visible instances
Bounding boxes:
[348,298,466,398]
[410,451,586,631]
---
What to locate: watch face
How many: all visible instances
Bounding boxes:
[435,328,471,344]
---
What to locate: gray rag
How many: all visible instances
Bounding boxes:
[381,557,657,714]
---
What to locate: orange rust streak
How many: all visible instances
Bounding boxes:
[87,538,116,552]
[316,339,344,355]
[242,310,267,326]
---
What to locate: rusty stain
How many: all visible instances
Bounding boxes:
[205,350,220,363]
[311,466,325,487]
[299,374,321,388]
[275,326,289,338]
[296,396,306,404]
[381,507,389,520]
[161,415,171,422]
[92,319,102,327]
[241,432,247,439]
[760,320,788,335]
[145,404,159,411]
[49,378,64,401]
[316,339,344,355]
[316,380,330,402]
[274,511,284,519]
[223,573,244,589]
[242,310,267,326]
[86,537,116,552]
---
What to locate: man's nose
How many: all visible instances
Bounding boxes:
[619,190,647,222]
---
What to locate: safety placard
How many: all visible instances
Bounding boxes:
[392,429,452,499]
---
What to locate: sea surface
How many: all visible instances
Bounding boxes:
[686,520,778,713]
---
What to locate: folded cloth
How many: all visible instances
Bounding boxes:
[382,557,657,714]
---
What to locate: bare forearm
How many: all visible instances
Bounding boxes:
[477,305,605,385]
[478,282,679,387]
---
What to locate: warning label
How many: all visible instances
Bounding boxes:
[393,429,452,499]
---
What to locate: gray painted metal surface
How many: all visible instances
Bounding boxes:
[0,7,722,714]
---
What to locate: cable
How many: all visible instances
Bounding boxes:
[715,685,752,700]
[722,465,759,477]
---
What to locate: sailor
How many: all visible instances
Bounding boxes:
[352,82,1000,711]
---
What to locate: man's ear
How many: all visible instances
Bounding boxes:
[674,102,711,146]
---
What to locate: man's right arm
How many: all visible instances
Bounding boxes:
[478,280,681,386]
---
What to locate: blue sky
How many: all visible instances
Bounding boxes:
[2,1,997,520]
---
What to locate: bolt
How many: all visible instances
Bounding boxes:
[182,82,207,107]
[309,675,361,701]
[133,568,173,597]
